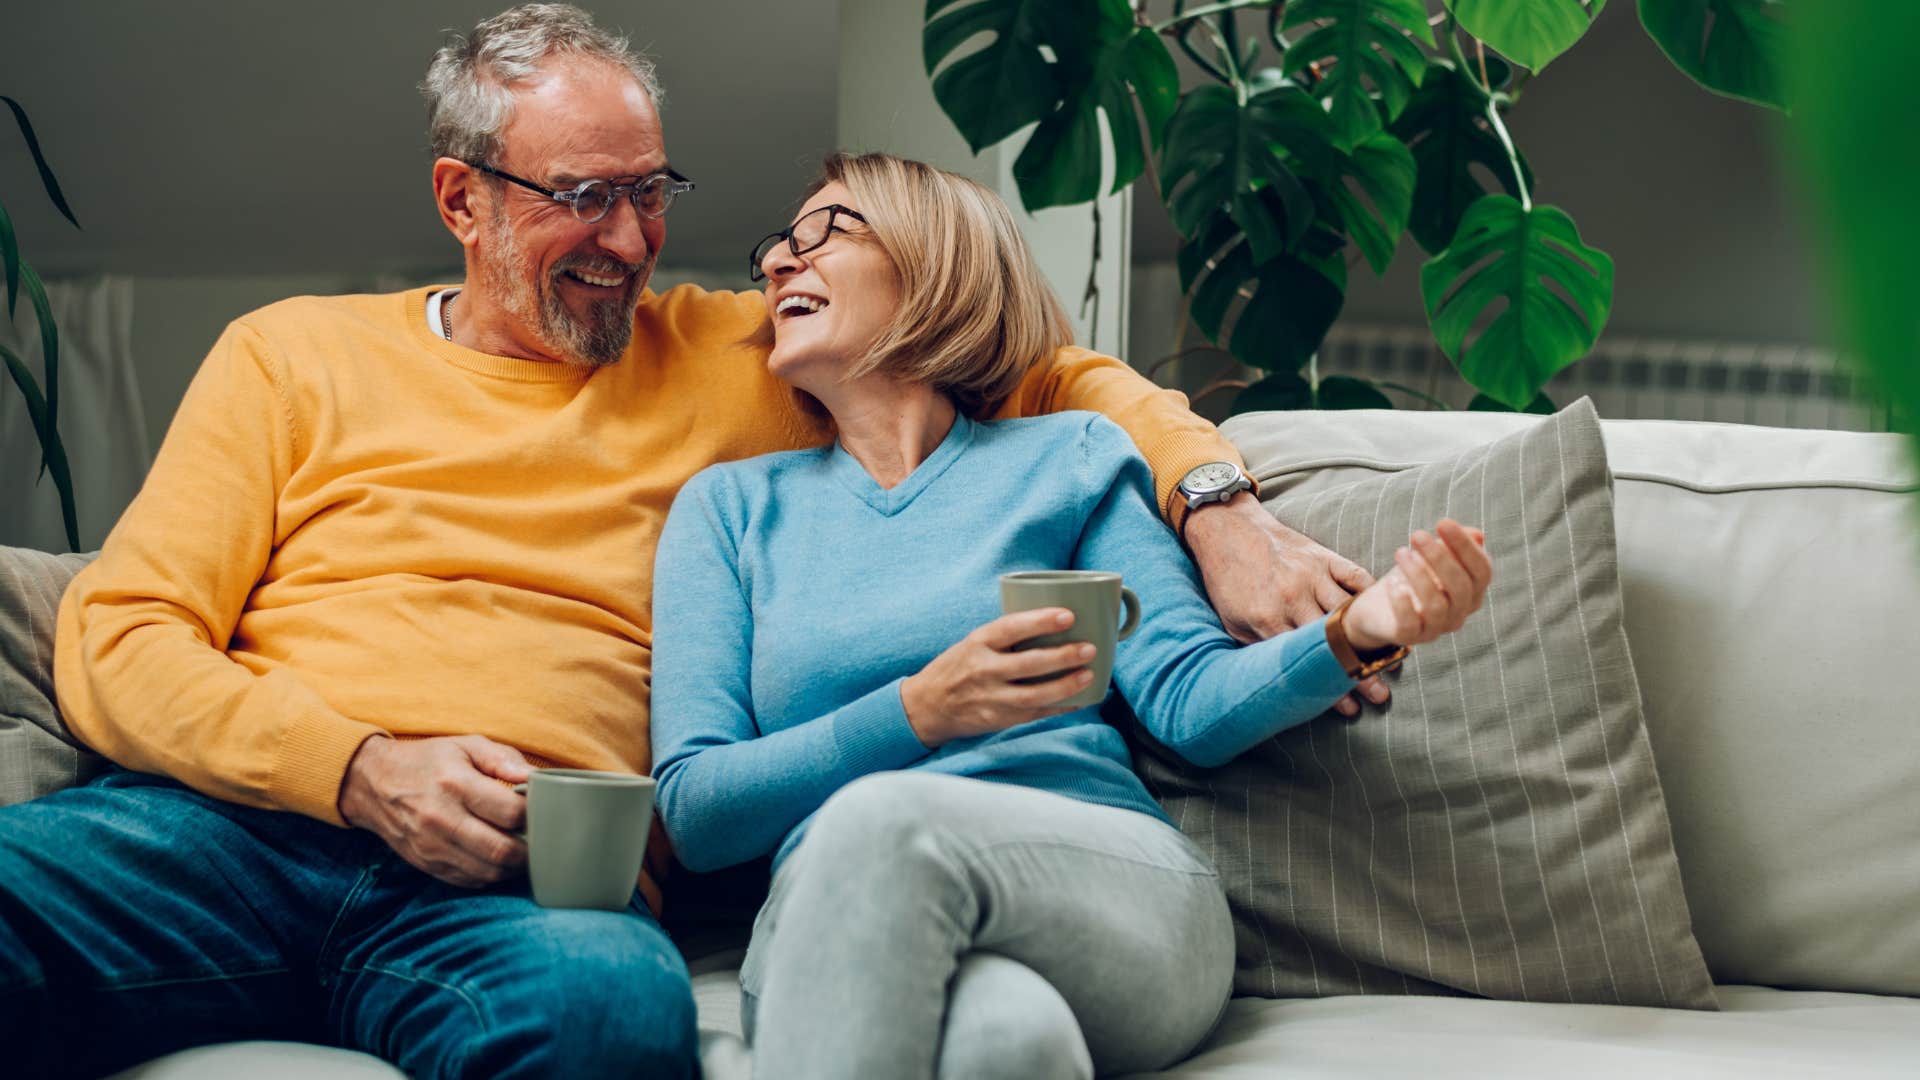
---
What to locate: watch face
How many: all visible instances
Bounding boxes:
[1185,462,1241,493]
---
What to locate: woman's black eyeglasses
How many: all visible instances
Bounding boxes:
[468,161,694,224]
[749,204,868,282]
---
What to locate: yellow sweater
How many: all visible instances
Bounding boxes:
[54,285,1243,829]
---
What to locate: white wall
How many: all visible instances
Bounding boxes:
[836,0,1131,359]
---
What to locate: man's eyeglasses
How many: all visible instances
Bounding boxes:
[468,161,694,224]
[749,204,868,282]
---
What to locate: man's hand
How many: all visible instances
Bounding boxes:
[338,734,532,888]
[1183,492,1390,718]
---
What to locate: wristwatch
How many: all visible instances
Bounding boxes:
[1324,595,1410,680]
[1174,461,1254,541]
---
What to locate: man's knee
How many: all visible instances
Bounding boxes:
[460,908,697,1079]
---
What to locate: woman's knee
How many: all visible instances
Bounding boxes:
[799,772,953,866]
[937,953,1091,1080]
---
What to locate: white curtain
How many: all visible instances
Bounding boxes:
[0,275,149,553]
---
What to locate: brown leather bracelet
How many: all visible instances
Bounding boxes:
[1324,595,1410,680]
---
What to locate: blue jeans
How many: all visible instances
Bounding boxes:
[0,769,697,1079]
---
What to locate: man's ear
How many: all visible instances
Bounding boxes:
[432,157,482,247]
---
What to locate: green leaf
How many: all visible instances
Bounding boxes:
[926,0,1182,210]
[924,0,1056,153]
[1392,58,1534,254]
[1160,81,1337,254]
[1318,374,1396,408]
[1281,0,1435,150]
[1187,226,1347,372]
[1323,131,1417,273]
[20,260,57,443]
[1447,0,1601,72]
[1421,194,1614,410]
[1469,390,1557,413]
[1229,251,1347,370]
[0,340,79,550]
[1786,0,1920,461]
[1639,0,1787,111]
[1,97,81,229]
[1,197,17,317]
[1235,370,1316,412]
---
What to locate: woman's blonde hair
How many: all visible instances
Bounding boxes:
[808,153,1073,417]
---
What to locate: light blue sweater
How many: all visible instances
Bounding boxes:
[649,411,1357,873]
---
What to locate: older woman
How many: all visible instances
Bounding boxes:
[650,153,1491,1079]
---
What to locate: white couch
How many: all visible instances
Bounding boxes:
[83,409,1920,1077]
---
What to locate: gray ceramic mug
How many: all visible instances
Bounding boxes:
[999,570,1141,710]
[510,768,656,911]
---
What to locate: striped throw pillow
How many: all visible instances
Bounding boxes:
[0,546,104,806]
[1128,399,1716,1008]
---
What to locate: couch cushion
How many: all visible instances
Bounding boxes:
[1132,400,1714,1008]
[1131,985,1920,1079]
[0,545,104,806]
[106,1042,406,1079]
[1222,408,1920,999]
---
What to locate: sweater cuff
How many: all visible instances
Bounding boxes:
[829,677,933,775]
[272,705,391,826]
[1140,430,1254,527]
[1288,614,1363,704]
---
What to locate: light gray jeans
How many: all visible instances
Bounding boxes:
[739,772,1236,1079]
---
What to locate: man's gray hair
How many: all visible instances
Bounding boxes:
[421,3,663,166]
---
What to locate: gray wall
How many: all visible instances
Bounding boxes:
[1,0,841,457]
[3,1,1826,475]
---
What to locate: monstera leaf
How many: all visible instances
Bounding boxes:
[1392,58,1534,255]
[1447,0,1604,72]
[1640,0,1787,110]
[1318,132,1417,274]
[925,0,1179,210]
[1421,195,1614,409]
[1182,210,1347,373]
[1279,0,1435,151]
[1160,77,1338,263]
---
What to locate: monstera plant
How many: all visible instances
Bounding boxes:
[922,0,1788,413]
[2,96,80,550]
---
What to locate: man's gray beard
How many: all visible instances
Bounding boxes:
[479,212,648,369]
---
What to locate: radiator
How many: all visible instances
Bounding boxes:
[1311,324,1894,432]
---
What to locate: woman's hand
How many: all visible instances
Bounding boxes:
[901,608,1099,748]
[1344,519,1493,652]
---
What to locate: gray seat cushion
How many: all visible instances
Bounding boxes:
[1129,986,1920,1079]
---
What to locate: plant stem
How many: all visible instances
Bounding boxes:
[1170,1,1236,86]
[1081,201,1102,350]
[1446,19,1531,210]
[1152,0,1276,34]
[1482,97,1530,211]
[1377,380,1454,410]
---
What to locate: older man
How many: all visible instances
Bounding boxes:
[0,4,1379,1077]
